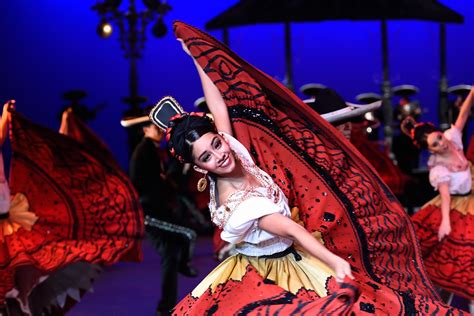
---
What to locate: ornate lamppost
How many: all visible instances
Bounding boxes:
[92,0,171,153]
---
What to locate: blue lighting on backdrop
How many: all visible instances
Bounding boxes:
[1,0,473,168]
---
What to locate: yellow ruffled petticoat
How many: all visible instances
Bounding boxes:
[422,164,474,215]
[191,244,334,298]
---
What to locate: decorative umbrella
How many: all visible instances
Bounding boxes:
[205,0,463,154]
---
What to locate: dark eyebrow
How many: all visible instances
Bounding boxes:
[198,136,219,161]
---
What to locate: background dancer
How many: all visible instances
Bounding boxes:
[403,86,474,309]
[149,21,462,315]
[123,109,198,316]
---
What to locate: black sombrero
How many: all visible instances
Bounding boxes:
[300,83,327,97]
[194,96,210,112]
[307,88,381,124]
[356,92,382,105]
[393,84,419,98]
[447,84,472,97]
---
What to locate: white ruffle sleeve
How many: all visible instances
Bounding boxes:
[221,196,281,244]
[429,165,451,190]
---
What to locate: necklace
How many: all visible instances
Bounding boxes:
[451,147,468,170]
[209,150,281,228]
[434,141,468,172]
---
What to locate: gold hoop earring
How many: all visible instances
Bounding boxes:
[197,176,208,192]
[193,166,208,192]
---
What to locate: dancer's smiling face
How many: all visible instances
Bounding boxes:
[426,131,448,154]
[192,132,236,175]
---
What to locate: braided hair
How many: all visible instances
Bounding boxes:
[401,116,438,149]
[149,96,217,163]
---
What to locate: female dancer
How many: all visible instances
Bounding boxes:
[148,21,463,315]
[0,100,38,249]
[403,87,474,303]
[0,100,143,315]
[152,95,356,314]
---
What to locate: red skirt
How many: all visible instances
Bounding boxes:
[173,247,459,315]
[412,195,474,300]
[0,112,144,309]
[173,20,465,315]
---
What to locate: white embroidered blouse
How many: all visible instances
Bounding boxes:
[208,133,293,257]
[428,125,471,195]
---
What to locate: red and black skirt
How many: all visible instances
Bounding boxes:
[172,21,464,315]
[412,167,474,299]
[0,112,144,311]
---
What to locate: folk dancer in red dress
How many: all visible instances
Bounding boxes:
[0,100,143,315]
[145,21,464,315]
[403,86,474,309]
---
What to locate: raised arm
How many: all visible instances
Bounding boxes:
[194,61,232,135]
[454,86,474,131]
[59,107,72,135]
[259,212,354,283]
[0,100,14,146]
[178,38,232,135]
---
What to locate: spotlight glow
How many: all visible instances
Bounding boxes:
[103,24,112,34]
[97,21,113,38]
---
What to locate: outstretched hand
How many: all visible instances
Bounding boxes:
[438,220,451,241]
[329,255,355,283]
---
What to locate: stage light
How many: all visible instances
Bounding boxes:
[97,20,113,38]
[92,0,172,151]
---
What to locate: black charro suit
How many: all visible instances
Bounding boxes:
[130,137,196,315]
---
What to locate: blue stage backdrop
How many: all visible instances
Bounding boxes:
[1,0,473,169]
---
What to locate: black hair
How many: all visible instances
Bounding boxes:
[402,117,439,149]
[413,123,439,149]
[168,115,217,162]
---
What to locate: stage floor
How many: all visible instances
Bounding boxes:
[68,236,470,315]
[69,237,216,316]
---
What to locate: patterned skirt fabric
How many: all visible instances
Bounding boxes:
[412,169,474,299]
[190,246,333,299]
[173,246,460,315]
[0,112,144,308]
[173,21,464,315]
[174,247,356,315]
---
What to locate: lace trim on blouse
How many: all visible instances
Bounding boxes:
[428,126,469,172]
[209,148,281,229]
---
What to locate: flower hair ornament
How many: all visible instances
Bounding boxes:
[401,116,436,148]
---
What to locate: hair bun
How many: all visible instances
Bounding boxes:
[401,116,416,138]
